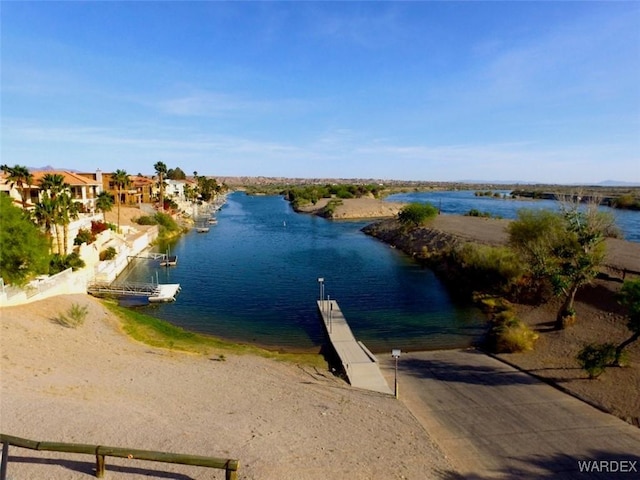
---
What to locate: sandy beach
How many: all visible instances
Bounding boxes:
[1,294,454,479]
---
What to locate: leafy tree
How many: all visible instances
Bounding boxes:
[508,203,615,329]
[167,167,186,180]
[397,202,438,227]
[113,169,130,232]
[507,209,565,281]
[1,164,34,208]
[95,191,115,222]
[154,161,168,211]
[0,195,50,285]
[613,279,640,365]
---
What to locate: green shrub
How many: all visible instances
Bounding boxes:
[154,212,179,232]
[457,244,524,292]
[135,215,158,226]
[99,246,117,261]
[55,303,89,328]
[577,343,616,379]
[397,202,438,227]
[492,320,539,353]
[320,199,343,217]
[74,228,95,245]
[49,252,85,274]
[482,298,538,353]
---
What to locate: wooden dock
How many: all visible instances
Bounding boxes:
[317,300,392,395]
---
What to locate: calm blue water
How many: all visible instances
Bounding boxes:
[117,192,485,353]
[387,190,640,242]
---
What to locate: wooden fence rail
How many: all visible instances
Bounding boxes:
[0,434,239,480]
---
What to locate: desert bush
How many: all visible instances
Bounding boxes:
[457,244,524,293]
[135,215,158,226]
[74,228,95,245]
[55,303,89,328]
[398,202,438,227]
[154,212,179,232]
[320,199,343,217]
[99,246,117,261]
[492,320,539,353]
[577,343,616,379]
[482,298,538,353]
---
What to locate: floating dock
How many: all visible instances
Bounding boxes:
[88,282,181,303]
[159,255,178,267]
[317,300,392,395]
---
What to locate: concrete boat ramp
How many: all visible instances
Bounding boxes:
[317,300,392,395]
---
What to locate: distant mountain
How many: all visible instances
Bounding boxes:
[28,165,80,172]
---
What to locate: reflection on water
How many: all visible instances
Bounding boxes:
[118,192,486,353]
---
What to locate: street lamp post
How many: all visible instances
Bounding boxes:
[392,349,401,399]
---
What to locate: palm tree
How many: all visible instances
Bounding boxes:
[58,193,79,255]
[112,169,130,233]
[1,164,34,209]
[154,161,167,211]
[95,191,115,223]
[39,173,69,254]
[33,192,57,252]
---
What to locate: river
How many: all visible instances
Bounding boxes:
[386,190,640,242]
[117,192,485,353]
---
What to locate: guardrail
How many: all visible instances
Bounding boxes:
[0,434,239,479]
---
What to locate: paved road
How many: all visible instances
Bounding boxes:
[379,349,640,479]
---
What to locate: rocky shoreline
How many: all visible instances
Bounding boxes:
[362,214,640,423]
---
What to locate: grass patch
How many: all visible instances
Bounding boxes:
[102,301,326,368]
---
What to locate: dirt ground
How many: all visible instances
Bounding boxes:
[0,294,453,479]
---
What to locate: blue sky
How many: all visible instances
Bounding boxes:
[2,1,639,183]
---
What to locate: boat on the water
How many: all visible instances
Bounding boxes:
[196,226,210,233]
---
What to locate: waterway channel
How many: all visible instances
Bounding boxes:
[118,190,639,353]
[117,192,485,353]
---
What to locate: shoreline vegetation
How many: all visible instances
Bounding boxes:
[360,214,640,424]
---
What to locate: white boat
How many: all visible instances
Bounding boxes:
[196,226,210,233]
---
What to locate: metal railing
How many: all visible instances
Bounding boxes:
[0,433,239,479]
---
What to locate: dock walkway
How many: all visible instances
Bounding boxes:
[87,281,180,302]
[317,300,392,395]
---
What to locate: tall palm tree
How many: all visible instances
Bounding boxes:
[39,173,69,254]
[154,161,167,211]
[58,193,79,255]
[95,191,115,223]
[113,169,130,233]
[33,192,57,252]
[1,164,34,209]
